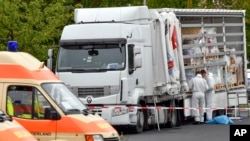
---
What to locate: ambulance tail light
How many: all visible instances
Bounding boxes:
[7,41,18,52]
[85,134,104,141]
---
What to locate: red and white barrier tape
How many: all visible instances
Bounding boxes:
[88,106,250,110]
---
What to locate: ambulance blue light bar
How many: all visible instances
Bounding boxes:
[7,41,18,52]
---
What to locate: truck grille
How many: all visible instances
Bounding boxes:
[78,87,105,98]
[69,86,117,98]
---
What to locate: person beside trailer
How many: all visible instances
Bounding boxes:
[189,70,209,125]
[201,69,215,121]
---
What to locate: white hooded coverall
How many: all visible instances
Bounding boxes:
[204,72,215,120]
[189,74,208,122]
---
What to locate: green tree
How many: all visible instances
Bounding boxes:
[0,0,249,65]
[231,0,250,66]
[0,0,74,62]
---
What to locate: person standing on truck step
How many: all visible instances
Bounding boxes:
[189,70,208,125]
[201,69,215,121]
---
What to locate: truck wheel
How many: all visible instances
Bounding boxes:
[163,105,168,125]
[142,109,149,130]
[166,108,177,128]
[131,110,144,133]
[160,105,168,128]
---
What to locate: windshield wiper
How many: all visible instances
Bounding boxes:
[82,109,95,116]
[65,108,94,115]
[58,68,108,73]
[72,68,107,73]
[71,69,89,73]
[65,109,81,114]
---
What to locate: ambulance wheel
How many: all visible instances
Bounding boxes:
[131,110,144,133]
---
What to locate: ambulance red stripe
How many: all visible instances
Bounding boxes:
[0,64,58,80]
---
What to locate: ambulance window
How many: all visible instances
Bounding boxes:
[7,85,53,120]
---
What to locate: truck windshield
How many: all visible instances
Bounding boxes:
[57,44,126,72]
[42,83,88,114]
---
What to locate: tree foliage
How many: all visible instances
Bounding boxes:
[0,0,75,61]
[0,0,249,64]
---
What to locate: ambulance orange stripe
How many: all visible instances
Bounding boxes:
[0,65,58,80]
[0,127,37,141]
[14,116,116,133]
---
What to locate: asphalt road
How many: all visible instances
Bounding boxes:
[119,111,250,141]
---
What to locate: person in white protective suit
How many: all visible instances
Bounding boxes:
[189,71,208,124]
[201,69,215,121]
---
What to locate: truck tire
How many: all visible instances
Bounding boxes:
[166,108,177,128]
[142,109,150,130]
[166,101,181,128]
[159,105,169,128]
[131,110,144,133]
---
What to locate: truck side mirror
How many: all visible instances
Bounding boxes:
[47,49,54,70]
[134,55,142,68]
[134,47,142,68]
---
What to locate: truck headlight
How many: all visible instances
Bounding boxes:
[85,135,104,141]
[112,106,128,117]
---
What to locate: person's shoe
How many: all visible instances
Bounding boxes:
[192,121,200,125]
[204,113,207,121]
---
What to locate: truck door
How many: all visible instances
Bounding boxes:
[5,84,58,141]
[127,44,143,100]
